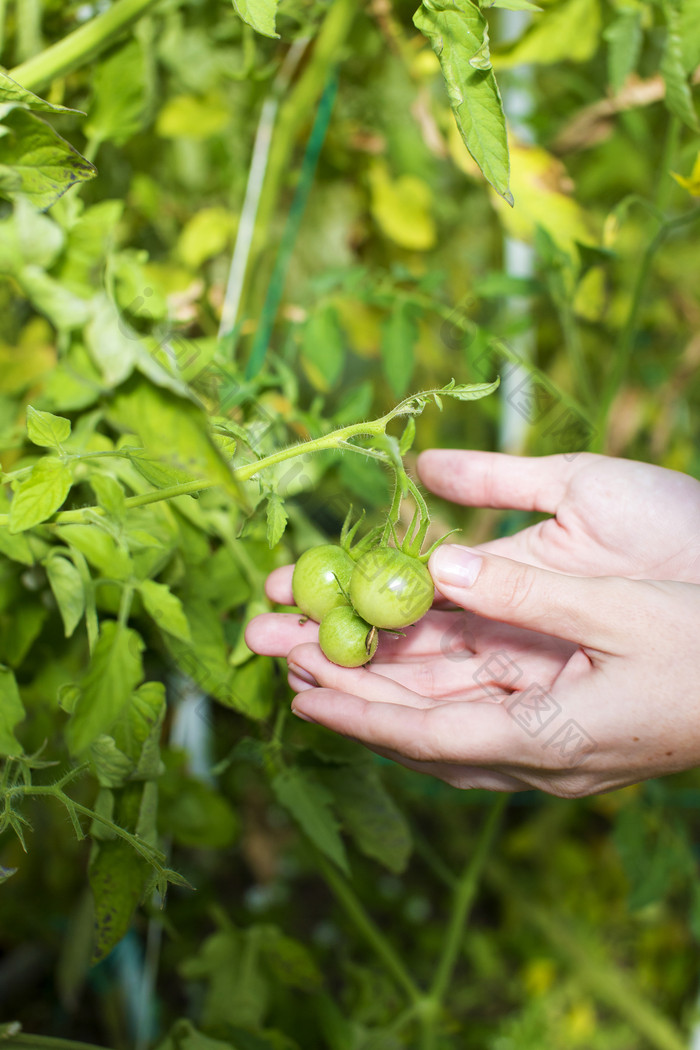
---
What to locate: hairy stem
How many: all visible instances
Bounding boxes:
[9,0,162,91]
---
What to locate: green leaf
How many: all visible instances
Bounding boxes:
[271,767,350,875]
[26,405,71,448]
[259,926,323,991]
[398,416,416,455]
[139,579,192,643]
[159,758,239,848]
[0,602,48,668]
[300,305,345,392]
[156,1019,245,1050]
[85,40,149,147]
[603,8,643,94]
[231,0,280,38]
[414,0,512,204]
[45,554,85,638]
[66,621,144,754]
[229,654,275,720]
[320,765,412,874]
[56,523,133,580]
[381,302,419,399]
[444,377,500,400]
[494,0,602,68]
[90,734,135,789]
[679,0,700,72]
[0,667,26,757]
[9,457,73,533]
[15,267,91,331]
[266,493,288,549]
[0,109,96,210]
[90,474,126,520]
[89,838,148,962]
[109,380,239,497]
[483,0,542,9]
[661,0,699,131]
[0,524,34,566]
[0,71,79,114]
[0,198,65,272]
[112,680,166,778]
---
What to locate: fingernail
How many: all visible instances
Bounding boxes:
[291,703,316,723]
[430,545,482,588]
[288,662,318,687]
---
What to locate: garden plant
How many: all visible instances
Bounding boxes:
[0,0,699,1047]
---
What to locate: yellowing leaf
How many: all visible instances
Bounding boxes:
[671,152,700,196]
[368,163,436,251]
[177,208,238,268]
[156,94,230,140]
[490,142,599,263]
[494,0,602,68]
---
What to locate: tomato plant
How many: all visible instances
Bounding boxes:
[0,0,699,1048]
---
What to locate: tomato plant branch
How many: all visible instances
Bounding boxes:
[10,782,186,887]
[0,385,496,530]
[314,850,424,1006]
[429,797,507,1008]
[9,0,163,92]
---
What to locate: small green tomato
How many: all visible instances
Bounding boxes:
[292,544,354,622]
[349,547,434,629]
[318,606,378,667]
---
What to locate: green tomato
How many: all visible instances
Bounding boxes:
[349,547,434,629]
[292,544,354,622]
[318,606,378,667]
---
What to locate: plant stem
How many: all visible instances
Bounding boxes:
[594,207,700,446]
[418,797,508,1050]
[16,0,43,64]
[4,1035,113,1050]
[9,0,163,92]
[0,400,409,528]
[315,851,424,1006]
[0,0,8,58]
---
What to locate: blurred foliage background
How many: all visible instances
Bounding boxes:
[0,0,699,1047]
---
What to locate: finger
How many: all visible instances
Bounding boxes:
[428,544,641,650]
[346,742,531,791]
[416,449,591,515]
[287,642,435,707]
[245,612,319,657]
[265,564,294,605]
[291,689,537,765]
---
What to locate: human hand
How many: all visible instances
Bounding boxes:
[247,452,700,712]
[417,450,700,582]
[282,548,700,798]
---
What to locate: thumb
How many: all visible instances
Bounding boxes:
[428,544,634,650]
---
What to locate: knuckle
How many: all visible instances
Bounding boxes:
[496,565,537,612]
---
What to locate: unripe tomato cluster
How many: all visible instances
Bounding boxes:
[292,543,434,667]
